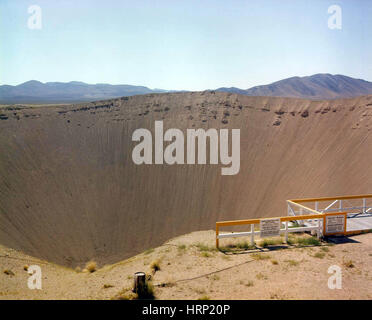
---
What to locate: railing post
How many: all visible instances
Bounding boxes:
[317,218,322,239]
[285,221,288,243]
[299,207,304,226]
[250,224,255,246]
[339,199,342,210]
[315,201,320,238]
[216,224,219,249]
[363,198,366,213]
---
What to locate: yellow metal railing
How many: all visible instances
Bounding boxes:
[215,194,372,248]
[216,212,348,249]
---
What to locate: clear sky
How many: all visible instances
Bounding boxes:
[0,0,371,90]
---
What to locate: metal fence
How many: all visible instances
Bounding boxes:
[215,194,372,249]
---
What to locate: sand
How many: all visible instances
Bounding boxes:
[0,230,371,299]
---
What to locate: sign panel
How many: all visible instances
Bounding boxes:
[325,214,345,234]
[260,218,281,238]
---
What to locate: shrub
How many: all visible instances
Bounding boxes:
[343,259,354,268]
[236,241,255,250]
[198,295,210,300]
[150,259,161,272]
[251,253,271,260]
[3,269,15,276]
[245,280,254,287]
[220,241,255,252]
[285,260,299,266]
[85,261,97,273]
[114,282,155,300]
[256,272,267,280]
[297,237,320,246]
[314,252,325,259]
[289,221,301,228]
[261,238,283,247]
[114,289,138,300]
[196,243,215,252]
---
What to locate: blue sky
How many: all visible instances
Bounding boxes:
[0,0,371,90]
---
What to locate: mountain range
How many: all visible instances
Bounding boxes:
[216,74,372,100]
[1,74,372,104]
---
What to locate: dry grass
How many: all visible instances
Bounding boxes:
[113,281,155,300]
[245,280,254,287]
[285,259,300,266]
[260,238,283,247]
[194,287,206,295]
[158,282,176,288]
[195,243,216,252]
[271,259,279,265]
[256,272,268,280]
[85,261,97,273]
[178,244,187,250]
[150,259,161,272]
[313,252,325,259]
[343,259,355,268]
[220,241,256,252]
[144,248,155,255]
[286,235,321,247]
[3,269,15,276]
[251,253,271,260]
[113,288,138,300]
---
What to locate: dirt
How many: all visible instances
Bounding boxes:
[0,231,371,300]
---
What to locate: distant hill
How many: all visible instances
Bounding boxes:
[217,74,372,100]
[2,74,372,104]
[0,80,166,104]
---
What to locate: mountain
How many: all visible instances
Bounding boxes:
[0,80,165,104]
[217,74,372,100]
[2,74,372,104]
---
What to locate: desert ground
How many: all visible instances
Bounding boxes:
[0,230,371,300]
[1,92,372,270]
